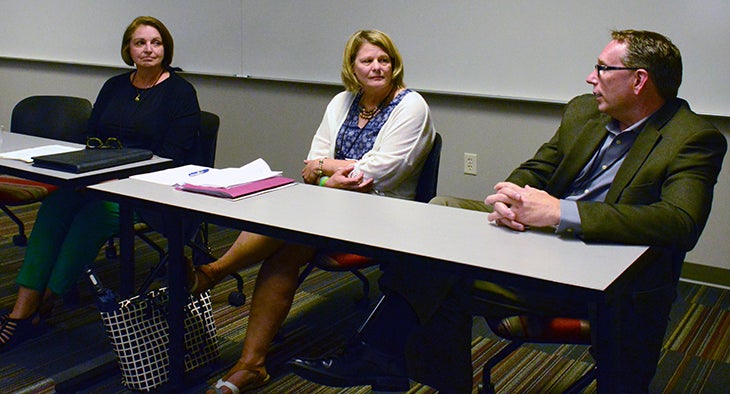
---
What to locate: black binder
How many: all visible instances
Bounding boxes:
[31,148,153,173]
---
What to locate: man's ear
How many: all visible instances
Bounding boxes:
[633,69,651,93]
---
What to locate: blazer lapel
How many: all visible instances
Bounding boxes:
[604,127,659,202]
[548,117,609,196]
[604,99,683,202]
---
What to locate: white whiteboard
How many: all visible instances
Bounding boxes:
[0,0,242,76]
[1,0,728,116]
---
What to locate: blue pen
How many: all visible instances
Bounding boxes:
[188,168,210,177]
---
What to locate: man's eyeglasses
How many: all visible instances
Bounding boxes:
[86,137,123,149]
[594,64,646,77]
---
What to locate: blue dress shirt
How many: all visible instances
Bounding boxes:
[556,116,649,234]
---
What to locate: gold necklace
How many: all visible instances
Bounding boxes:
[358,87,395,119]
[358,106,381,119]
[133,69,164,102]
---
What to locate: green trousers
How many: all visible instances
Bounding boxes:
[16,187,119,295]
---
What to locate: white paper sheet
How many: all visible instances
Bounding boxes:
[130,164,209,186]
[130,158,282,188]
[0,145,83,163]
[184,158,281,187]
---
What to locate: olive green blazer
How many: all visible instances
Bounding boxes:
[506,94,727,253]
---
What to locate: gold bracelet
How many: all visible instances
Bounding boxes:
[316,157,326,176]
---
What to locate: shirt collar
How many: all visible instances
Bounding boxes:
[606,114,651,136]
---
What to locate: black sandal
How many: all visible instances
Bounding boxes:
[0,314,43,353]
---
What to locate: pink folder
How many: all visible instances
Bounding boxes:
[178,176,295,198]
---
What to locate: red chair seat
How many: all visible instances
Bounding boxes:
[489,315,591,344]
[479,315,593,393]
[313,252,376,269]
[296,252,378,306]
[0,176,57,204]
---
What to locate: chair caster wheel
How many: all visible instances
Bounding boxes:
[12,234,27,246]
[228,291,246,307]
[477,381,495,394]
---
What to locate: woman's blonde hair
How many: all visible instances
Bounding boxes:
[121,16,174,68]
[341,30,405,92]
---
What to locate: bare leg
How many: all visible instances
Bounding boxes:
[217,232,287,271]
[9,286,43,320]
[191,231,286,293]
[207,242,316,394]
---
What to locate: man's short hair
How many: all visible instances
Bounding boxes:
[611,30,682,100]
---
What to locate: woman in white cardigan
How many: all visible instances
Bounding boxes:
[193,29,435,394]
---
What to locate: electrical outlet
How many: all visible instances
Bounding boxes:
[464,153,477,175]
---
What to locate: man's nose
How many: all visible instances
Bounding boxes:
[586,70,598,85]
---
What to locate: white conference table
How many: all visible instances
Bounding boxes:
[89,178,649,393]
[0,131,173,187]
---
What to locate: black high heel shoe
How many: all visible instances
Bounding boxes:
[0,313,45,353]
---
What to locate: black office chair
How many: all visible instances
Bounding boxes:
[111,110,222,260]
[295,132,443,305]
[187,111,220,168]
[413,132,443,204]
[186,111,221,255]
[352,279,595,393]
[105,111,221,270]
[0,95,92,245]
[104,111,250,306]
[473,281,595,393]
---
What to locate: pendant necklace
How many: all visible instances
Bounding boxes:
[133,69,164,102]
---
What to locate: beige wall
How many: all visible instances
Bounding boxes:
[1,59,728,270]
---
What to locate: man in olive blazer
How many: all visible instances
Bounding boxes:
[512,93,722,252]
[482,91,725,387]
[387,93,727,393]
[290,30,727,393]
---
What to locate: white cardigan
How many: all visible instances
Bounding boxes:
[306,90,435,200]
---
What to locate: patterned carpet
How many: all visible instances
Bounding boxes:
[0,203,728,393]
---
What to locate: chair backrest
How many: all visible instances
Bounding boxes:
[187,111,220,167]
[414,132,442,203]
[11,95,92,144]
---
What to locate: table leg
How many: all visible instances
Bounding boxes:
[165,213,186,388]
[119,204,135,298]
[592,298,621,394]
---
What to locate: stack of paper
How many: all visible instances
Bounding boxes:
[180,176,295,199]
[183,158,283,188]
[132,158,295,198]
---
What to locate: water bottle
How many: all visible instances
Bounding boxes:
[85,267,120,313]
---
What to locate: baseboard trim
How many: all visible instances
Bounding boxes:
[681,262,730,288]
